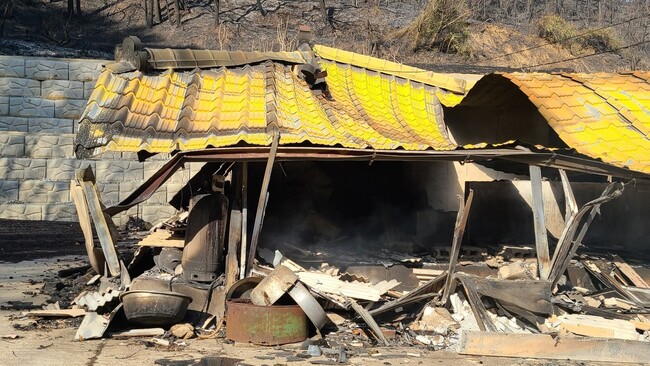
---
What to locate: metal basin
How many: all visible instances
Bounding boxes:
[120,290,192,326]
[226,276,262,300]
[226,299,307,345]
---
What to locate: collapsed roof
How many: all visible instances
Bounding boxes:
[74,38,650,178]
[456,72,650,174]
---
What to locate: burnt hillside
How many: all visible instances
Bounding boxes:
[1,0,648,72]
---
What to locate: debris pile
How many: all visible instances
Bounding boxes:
[11,163,650,364]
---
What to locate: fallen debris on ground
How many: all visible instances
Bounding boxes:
[10,148,650,364]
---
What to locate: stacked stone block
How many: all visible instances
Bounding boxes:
[0,55,193,225]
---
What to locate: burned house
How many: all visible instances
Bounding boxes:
[65,35,650,362]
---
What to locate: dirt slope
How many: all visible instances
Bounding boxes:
[1,0,646,72]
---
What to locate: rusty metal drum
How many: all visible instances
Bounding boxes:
[225,299,308,345]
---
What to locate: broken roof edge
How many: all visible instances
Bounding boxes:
[74,57,459,159]
[110,37,469,96]
[451,72,650,175]
[108,36,314,74]
[103,144,649,218]
[312,44,468,95]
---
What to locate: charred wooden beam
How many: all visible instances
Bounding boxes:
[70,177,105,275]
[611,254,650,288]
[225,209,242,289]
[103,146,647,218]
[453,273,495,332]
[529,165,550,279]
[239,162,248,280]
[455,273,553,315]
[440,190,474,305]
[246,132,280,276]
[75,166,121,277]
[548,183,622,286]
[349,298,390,346]
[370,272,446,318]
[459,331,649,363]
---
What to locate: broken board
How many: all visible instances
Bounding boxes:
[459,331,648,363]
[27,309,86,318]
[611,254,649,288]
[136,229,185,248]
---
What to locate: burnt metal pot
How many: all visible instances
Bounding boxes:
[120,290,192,326]
[225,299,308,345]
[226,276,262,300]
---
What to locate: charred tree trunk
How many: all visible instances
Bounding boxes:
[163,0,170,23]
[145,0,153,28]
[0,1,12,37]
[75,0,81,16]
[213,0,220,25]
[318,0,327,24]
[144,0,149,25]
[153,0,161,23]
[67,0,74,17]
[173,0,181,27]
[256,0,267,15]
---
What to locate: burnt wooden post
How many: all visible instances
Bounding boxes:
[173,0,180,27]
[549,183,621,286]
[225,209,242,289]
[529,165,550,279]
[440,189,474,305]
[239,162,248,279]
[76,166,121,277]
[70,177,106,275]
[153,0,161,23]
[559,169,578,222]
[246,132,280,275]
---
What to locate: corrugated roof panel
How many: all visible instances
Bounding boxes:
[76,59,456,157]
[313,44,467,94]
[519,75,649,173]
[455,72,650,174]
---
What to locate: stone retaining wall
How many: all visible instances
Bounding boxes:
[0,55,194,225]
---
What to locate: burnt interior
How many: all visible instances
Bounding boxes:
[167,160,650,275]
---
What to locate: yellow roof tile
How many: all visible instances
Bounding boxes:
[76,60,456,157]
[507,73,650,173]
[313,44,467,95]
[456,72,650,174]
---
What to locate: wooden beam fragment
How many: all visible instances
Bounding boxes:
[136,229,185,248]
[76,167,121,277]
[455,272,552,314]
[458,331,648,364]
[369,272,446,317]
[109,328,165,337]
[246,132,279,276]
[239,162,248,280]
[547,170,578,279]
[225,209,242,290]
[349,298,390,346]
[70,179,105,274]
[27,309,86,318]
[631,319,650,331]
[559,169,578,220]
[453,274,493,332]
[551,314,640,340]
[611,254,649,288]
[549,184,621,286]
[529,165,550,279]
[440,190,474,305]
